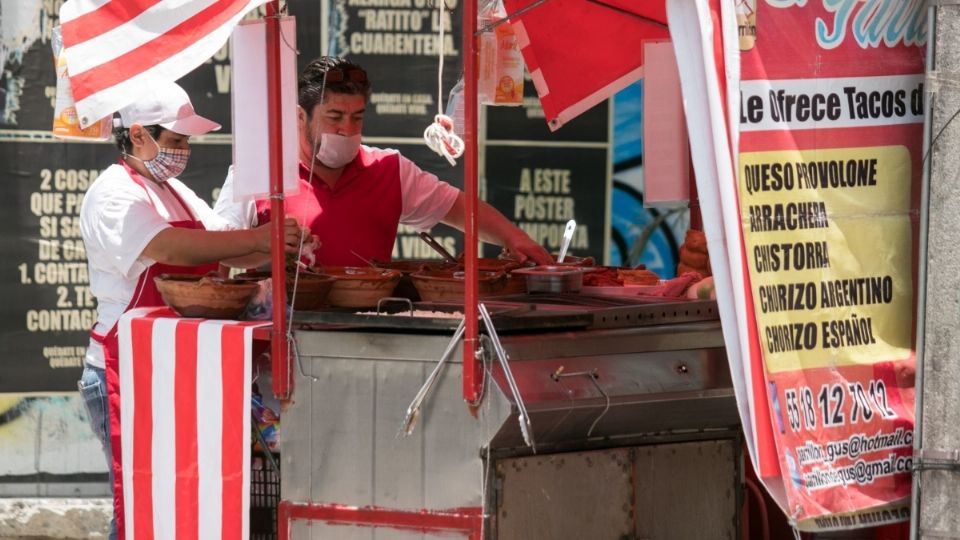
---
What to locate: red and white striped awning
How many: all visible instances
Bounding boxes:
[59,0,267,128]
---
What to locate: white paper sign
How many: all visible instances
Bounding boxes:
[230,17,299,200]
[643,40,690,207]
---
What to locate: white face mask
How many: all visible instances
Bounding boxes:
[315,133,361,168]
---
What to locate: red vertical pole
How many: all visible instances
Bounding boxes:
[265,1,290,400]
[688,149,702,231]
[462,0,481,403]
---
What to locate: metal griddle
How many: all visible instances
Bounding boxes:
[290,295,718,332]
[291,299,593,333]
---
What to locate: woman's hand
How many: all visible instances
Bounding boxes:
[253,217,306,254]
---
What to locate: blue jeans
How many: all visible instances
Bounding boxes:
[79,365,117,540]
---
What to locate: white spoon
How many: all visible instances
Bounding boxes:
[556,219,577,263]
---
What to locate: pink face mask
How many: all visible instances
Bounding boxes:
[315,133,361,168]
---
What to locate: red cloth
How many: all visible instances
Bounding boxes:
[504,0,669,130]
[256,148,403,266]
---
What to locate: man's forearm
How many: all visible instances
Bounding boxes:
[442,193,519,246]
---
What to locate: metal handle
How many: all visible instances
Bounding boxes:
[551,366,610,438]
[479,303,536,452]
[399,318,466,436]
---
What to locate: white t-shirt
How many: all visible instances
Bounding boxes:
[81,163,233,369]
[213,146,459,231]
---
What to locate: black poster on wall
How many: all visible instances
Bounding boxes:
[327,0,464,138]
[484,145,608,262]
[0,141,111,392]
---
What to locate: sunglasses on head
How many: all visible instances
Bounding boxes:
[323,68,368,83]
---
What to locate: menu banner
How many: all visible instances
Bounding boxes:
[738,0,924,530]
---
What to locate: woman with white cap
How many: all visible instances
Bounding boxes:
[77,80,305,540]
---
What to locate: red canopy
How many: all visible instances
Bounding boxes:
[504,0,669,131]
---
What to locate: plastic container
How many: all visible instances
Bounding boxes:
[511,265,585,294]
[51,26,112,141]
[477,0,524,106]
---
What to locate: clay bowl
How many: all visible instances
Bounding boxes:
[234,271,335,310]
[486,259,528,296]
[154,273,259,319]
[321,267,403,308]
[373,260,459,301]
[455,257,526,296]
[410,269,509,303]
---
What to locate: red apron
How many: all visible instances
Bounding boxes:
[91,162,218,539]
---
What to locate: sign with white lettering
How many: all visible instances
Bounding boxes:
[330,0,464,138]
[484,146,607,261]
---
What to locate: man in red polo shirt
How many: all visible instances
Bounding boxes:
[215,56,552,267]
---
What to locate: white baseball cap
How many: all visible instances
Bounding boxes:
[117,81,221,135]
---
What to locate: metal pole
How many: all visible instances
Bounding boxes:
[265,0,290,400]
[910,5,936,538]
[915,4,960,538]
[462,0,481,403]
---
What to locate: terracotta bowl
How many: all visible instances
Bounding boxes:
[321,267,403,308]
[410,269,509,303]
[455,258,526,296]
[234,271,335,310]
[373,260,459,301]
[154,274,259,319]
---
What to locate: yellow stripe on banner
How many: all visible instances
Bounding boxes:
[740,146,914,373]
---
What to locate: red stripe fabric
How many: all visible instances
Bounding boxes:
[220,325,246,540]
[70,0,249,102]
[61,0,163,47]
[122,309,261,539]
[131,316,156,540]
[174,320,200,540]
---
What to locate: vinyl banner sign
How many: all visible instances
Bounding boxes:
[738,0,924,530]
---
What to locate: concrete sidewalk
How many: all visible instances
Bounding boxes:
[0,498,110,539]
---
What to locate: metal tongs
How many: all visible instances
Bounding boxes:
[400,318,466,436]
[479,303,536,452]
[418,231,458,264]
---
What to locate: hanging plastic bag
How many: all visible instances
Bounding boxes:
[51,26,112,141]
[477,0,524,106]
[445,76,466,140]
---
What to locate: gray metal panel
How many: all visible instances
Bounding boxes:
[293,520,374,540]
[281,351,315,503]
[287,329,511,511]
[373,360,427,508]
[294,522,466,540]
[634,440,739,540]
[307,358,377,505]
[296,330,461,364]
[495,448,635,540]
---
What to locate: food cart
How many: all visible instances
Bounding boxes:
[271,293,741,539]
[59,0,745,537]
